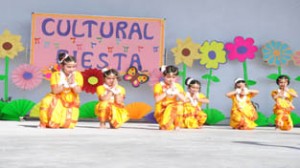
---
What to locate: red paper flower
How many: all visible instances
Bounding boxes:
[11,64,43,90]
[225,36,258,62]
[81,68,104,94]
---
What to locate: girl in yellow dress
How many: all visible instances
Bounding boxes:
[39,53,83,128]
[182,77,209,129]
[95,68,129,129]
[153,65,185,130]
[226,78,259,130]
[271,75,298,131]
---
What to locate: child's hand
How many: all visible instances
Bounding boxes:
[235,88,241,95]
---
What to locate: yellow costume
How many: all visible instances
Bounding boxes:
[229,93,257,130]
[182,93,207,128]
[271,89,297,131]
[154,82,184,130]
[39,71,83,128]
[95,85,129,128]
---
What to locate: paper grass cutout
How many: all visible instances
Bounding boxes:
[11,64,43,90]
[199,41,227,125]
[81,68,104,94]
[225,36,258,86]
[123,66,149,87]
[29,102,41,118]
[79,101,98,119]
[292,51,300,82]
[262,41,293,81]
[42,64,61,80]
[200,41,226,69]
[148,68,164,89]
[0,30,24,101]
[0,99,35,121]
[268,112,300,126]
[171,37,202,67]
[125,102,152,119]
[255,112,269,126]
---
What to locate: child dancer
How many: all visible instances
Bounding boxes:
[95,68,129,128]
[226,78,259,130]
[153,65,185,130]
[182,77,209,129]
[39,52,83,128]
[271,75,298,131]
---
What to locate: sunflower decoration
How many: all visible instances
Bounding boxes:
[11,64,43,90]
[199,40,227,125]
[262,41,293,81]
[42,64,61,80]
[0,29,24,101]
[225,36,258,86]
[171,37,202,87]
[81,68,104,94]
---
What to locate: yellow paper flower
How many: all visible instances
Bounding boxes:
[171,37,202,67]
[0,30,24,59]
[199,41,227,69]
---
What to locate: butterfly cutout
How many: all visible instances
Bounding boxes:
[42,64,61,80]
[123,66,149,87]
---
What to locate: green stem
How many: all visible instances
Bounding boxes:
[181,64,187,89]
[205,69,212,109]
[243,60,248,85]
[4,56,9,101]
[278,66,282,76]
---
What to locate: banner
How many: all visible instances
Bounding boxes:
[31,13,165,73]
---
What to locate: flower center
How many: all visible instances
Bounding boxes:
[181,48,191,57]
[23,72,33,80]
[208,51,216,60]
[88,76,98,85]
[273,50,280,56]
[237,46,247,54]
[2,42,13,50]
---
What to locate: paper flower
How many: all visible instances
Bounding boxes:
[171,37,202,67]
[148,68,164,89]
[199,41,227,69]
[225,36,258,62]
[11,64,43,90]
[262,41,293,66]
[81,68,104,94]
[292,51,300,66]
[0,30,24,59]
[42,64,61,80]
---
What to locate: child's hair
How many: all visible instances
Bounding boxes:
[234,78,247,89]
[102,68,121,81]
[185,77,201,90]
[58,52,76,65]
[276,75,290,85]
[159,65,179,76]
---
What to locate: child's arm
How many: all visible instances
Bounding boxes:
[226,90,237,98]
[286,88,298,98]
[155,92,167,103]
[249,89,259,96]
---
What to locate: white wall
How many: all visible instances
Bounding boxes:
[1,0,300,119]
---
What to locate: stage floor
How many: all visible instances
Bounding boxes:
[0,121,299,168]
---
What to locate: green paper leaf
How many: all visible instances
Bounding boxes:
[0,75,5,80]
[255,112,269,126]
[203,108,226,125]
[211,75,220,83]
[202,74,210,80]
[295,76,300,82]
[291,112,300,125]
[268,114,276,125]
[1,99,35,121]
[179,71,184,76]
[247,80,257,86]
[267,73,279,80]
[79,101,98,119]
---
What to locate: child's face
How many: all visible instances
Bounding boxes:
[104,74,117,86]
[278,79,288,89]
[62,61,77,76]
[235,82,246,89]
[164,73,177,85]
[189,84,200,94]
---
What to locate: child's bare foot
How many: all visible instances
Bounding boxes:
[99,123,106,129]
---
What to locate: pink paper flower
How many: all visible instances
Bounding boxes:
[12,64,43,90]
[225,36,258,62]
[292,51,300,66]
